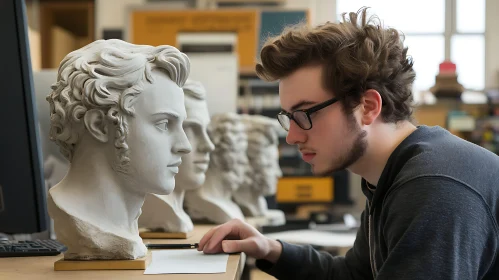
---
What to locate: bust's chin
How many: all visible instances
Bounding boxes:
[221,171,240,192]
[191,173,205,187]
[145,183,175,196]
[177,173,205,191]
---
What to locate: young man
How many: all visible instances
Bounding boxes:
[198,8,499,279]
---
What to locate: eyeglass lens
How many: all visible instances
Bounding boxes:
[293,111,311,130]
[278,111,312,131]
[277,114,290,131]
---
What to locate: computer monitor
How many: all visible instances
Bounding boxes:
[0,0,48,234]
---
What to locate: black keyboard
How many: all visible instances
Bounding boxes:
[0,239,67,257]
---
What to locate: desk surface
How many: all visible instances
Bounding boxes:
[0,225,243,280]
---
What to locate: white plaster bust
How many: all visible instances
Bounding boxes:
[139,80,215,233]
[184,112,247,224]
[234,115,283,217]
[46,39,192,260]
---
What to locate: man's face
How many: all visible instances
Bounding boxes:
[279,64,367,175]
[176,97,215,190]
[123,70,192,195]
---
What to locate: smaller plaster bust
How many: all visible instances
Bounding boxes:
[46,39,191,260]
[184,112,248,224]
[139,80,215,233]
[234,115,283,217]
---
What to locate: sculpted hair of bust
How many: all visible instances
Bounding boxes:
[208,113,249,191]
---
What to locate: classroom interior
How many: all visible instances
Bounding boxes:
[1,0,498,279]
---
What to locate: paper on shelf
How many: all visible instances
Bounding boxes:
[264,230,356,248]
[144,249,229,274]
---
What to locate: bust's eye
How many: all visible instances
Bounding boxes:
[156,120,169,131]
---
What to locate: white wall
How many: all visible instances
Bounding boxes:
[314,0,336,24]
[285,0,335,25]
[187,53,239,116]
[485,0,499,88]
[95,0,146,40]
[178,32,239,116]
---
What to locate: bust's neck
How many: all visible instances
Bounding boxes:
[52,142,144,231]
[169,187,186,213]
[234,183,266,216]
[184,167,245,223]
[202,167,233,199]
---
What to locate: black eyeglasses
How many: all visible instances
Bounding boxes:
[277,97,339,131]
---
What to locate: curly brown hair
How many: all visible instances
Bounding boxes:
[256,7,416,123]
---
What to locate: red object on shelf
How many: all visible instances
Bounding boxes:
[439,61,457,74]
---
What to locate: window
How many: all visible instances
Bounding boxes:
[451,35,485,90]
[336,0,486,94]
[404,35,445,92]
[452,0,486,90]
[456,0,485,33]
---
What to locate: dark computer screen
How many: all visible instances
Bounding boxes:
[0,0,48,234]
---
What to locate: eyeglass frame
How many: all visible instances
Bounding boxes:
[277,97,340,131]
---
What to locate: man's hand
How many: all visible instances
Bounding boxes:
[197,219,282,263]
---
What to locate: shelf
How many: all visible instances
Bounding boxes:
[237,108,281,118]
[239,66,257,76]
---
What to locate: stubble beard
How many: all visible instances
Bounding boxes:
[314,113,368,176]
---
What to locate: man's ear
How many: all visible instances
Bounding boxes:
[83,109,109,143]
[360,89,382,125]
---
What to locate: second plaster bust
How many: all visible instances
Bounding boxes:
[184,112,247,224]
[46,39,192,260]
[139,79,215,233]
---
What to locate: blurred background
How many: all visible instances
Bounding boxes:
[22,0,499,226]
[1,0,496,278]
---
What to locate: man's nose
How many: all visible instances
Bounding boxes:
[286,121,307,145]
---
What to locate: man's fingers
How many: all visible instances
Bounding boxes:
[203,219,243,253]
[221,238,264,258]
[198,224,221,251]
[221,239,244,253]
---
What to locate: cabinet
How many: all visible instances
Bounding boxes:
[40,0,94,68]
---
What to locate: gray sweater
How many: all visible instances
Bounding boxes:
[256,125,499,279]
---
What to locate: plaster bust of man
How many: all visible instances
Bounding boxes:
[46,39,192,260]
[234,115,283,217]
[184,112,247,224]
[139,80,215,233]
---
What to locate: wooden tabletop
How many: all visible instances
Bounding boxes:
[0,225,243,280]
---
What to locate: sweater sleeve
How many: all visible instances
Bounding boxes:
[255,211,373,280]
[377,176,498,279]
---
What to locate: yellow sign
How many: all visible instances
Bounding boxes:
[276,177,334,203]
[130,10,258,69]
